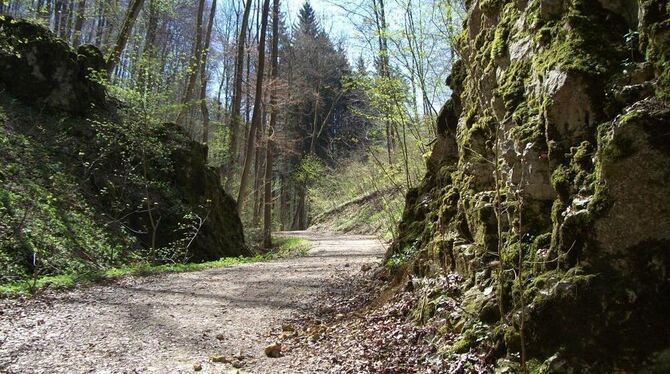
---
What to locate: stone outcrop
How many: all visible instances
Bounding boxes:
[0,17,248,262]
[390,0,670,371]
[167,124,248,260]
[0,15,106,113]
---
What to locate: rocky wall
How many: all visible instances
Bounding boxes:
[390,0,670,370]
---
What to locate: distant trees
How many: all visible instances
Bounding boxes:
[4,0,444,241]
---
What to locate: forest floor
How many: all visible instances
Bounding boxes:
[0,232,386,373]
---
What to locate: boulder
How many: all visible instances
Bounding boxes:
[0,15,105,113]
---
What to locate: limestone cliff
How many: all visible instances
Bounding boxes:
[391,0,670,371]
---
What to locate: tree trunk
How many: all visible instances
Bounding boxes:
[94,0,105,46]
[54,0,63,35]
[222,0,253,183]
[372,0,395,164]
[292,185,307,230]
[199,0,217,146]
[136,0,158,93]
[175,0,206,129]
[64,0,74,41]
[142,0,159,57]
[72,0,86,47]
[105,0,145,77]
[237,0,270,212]
[263,0,279,248]
[251,128,264,227]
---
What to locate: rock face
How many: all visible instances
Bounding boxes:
[0,15,106,113]
[0,17,248,262]
[391,0,670,370]
[167,125,248,260]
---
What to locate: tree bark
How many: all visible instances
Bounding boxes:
[372,0,395,164]
[105,0,145,76]
[263,0,279,248]
[175,0,206,129]
[94,0,105,46]
[237,0,270,212]
[72,0,86,47]
[142,0,159,58]
[64,0,74,41]
[199,0,217,146]
[54,0,64,35]
[221,0,252,182]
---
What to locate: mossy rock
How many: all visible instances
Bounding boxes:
[0,15,105,113]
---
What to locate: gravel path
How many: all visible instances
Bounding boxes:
[0,231,385,374]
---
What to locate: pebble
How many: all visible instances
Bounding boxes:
[264,342,282,358]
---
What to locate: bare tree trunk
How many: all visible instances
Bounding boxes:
[237,0,270,212]
[175,0,206,129]
[372,0,395,164]
[64,0,74,41]
[72,0,86,47]
[279,175,288,231]
[252,125,264,227]
[222,0,253,184]
[292,185,306,230]
[199,0,217,146]
[105,0,145,76]
[54,0,63,35]
[143,0,158,57]
[94,0,105,46]
[263,0,279,248]
[136,0,158,94]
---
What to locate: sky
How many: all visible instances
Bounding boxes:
[283,0,363,60]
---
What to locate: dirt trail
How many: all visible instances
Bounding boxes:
[0,232,384,374]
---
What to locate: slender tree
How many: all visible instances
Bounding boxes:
[175,0,206,128]
[263,0,279,248]
[199,0,217,145]
[72,0,86,47]
[106,0,145,76]
[372,0,395,164]
[237,0,270,212]
[222,0,253,182]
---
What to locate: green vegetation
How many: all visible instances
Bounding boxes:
[309,147,424,241]
[0,236,309,297]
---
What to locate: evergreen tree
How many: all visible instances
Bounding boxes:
[297,1,319,36]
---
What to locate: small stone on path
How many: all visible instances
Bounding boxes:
[212,355,231,363]
[281,324,294,332]
[264,342,282,358]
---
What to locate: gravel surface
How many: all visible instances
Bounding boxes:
[0,231,385,374]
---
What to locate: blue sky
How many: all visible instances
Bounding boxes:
[283,0,362,58]
[284,0,350,34]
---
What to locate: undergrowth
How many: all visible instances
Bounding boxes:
[309,147,425,240]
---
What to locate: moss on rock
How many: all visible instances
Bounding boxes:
[390,0,670,371]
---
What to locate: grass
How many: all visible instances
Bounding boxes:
[0,236,310,297]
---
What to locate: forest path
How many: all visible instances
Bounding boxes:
[0,231,384,373]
